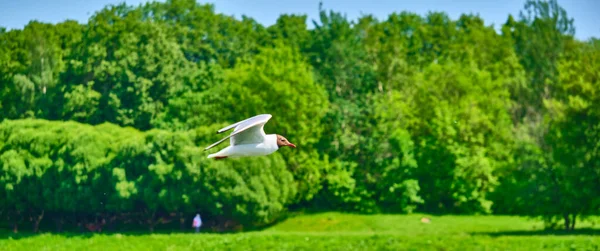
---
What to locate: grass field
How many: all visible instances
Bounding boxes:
[1,212,599,250]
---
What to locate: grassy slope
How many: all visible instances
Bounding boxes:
[1,212,598,250]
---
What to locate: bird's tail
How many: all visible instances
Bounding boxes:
[207,153,227,159]
[207,153,229,160]
[207,146,231,159]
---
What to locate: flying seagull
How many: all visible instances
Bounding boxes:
[205,114,296,159]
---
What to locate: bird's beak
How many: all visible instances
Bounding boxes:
[288,143,296,148]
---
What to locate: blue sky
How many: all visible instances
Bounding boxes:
[1,0,598,40]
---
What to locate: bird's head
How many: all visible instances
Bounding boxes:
[276,134,296,148]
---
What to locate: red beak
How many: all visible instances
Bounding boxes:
[288,143,296,148]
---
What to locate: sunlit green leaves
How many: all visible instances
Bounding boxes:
[0,119,297,228]
[0,0,598,231]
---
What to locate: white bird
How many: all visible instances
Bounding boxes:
[204,114,296,159]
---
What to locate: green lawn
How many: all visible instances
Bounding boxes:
[1,212,599,250]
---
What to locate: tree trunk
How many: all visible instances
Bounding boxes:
[105,214,117,232]
[12,210,21,233]
[570,214,576,230]
[145,210,156,233]
[78,216,87,233]
[55,215,64,232]
[563,213,570,231]
[33,220,40,233]
[179,212,186,231]
[33,210,44,233]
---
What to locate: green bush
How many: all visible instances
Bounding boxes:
[0,119,297,232]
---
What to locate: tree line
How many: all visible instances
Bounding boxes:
[0,0,598,232]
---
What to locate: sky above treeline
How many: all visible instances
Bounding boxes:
[1,0,599,41]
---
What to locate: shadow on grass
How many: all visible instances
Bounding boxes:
[4,228,600,241]
[0,216,287,240]
[0,220,284,240]
[473,228,600,237]
[0,229,220,241]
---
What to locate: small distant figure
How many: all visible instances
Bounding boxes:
[192,214,202,233]
[421,217,431,224]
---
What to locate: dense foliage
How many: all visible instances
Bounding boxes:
[0,0,598,232]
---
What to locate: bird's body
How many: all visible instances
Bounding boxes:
[207,134,279,158]
[205,114,295,159]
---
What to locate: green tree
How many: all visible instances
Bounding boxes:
[63,4,199,130]
[493,38,600,230]
[218,42,329,204]
[267,14,310,50]
[141,0,269,68]
[0,22,64,120]
[306,6,380,212]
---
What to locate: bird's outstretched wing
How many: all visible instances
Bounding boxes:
[204,114,272,151]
